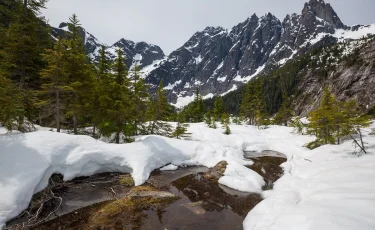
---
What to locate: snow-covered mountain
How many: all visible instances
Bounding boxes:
[50,0,375,108]
[51,23,165,69]
[143,0,375,107]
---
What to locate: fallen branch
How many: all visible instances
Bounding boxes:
[350,132,367,155]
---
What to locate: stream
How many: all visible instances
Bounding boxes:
[6,151,286,230]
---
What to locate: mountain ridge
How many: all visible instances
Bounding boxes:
[142,0,375,107]
[50,0,375,110]
[51,22,166,69]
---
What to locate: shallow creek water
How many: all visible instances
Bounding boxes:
[6,151,286,230]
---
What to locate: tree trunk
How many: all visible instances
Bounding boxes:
[73,113,77,135]
[358,128,367,154]
[93,125,96,137]
[350,130,367,155]
[115,131,120,144]
[56,89,60,132]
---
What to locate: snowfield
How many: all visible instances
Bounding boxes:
[0,122,375,230]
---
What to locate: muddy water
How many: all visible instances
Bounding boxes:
[244,151,287,190]
[142,173,262,230]
[7,151,286,230]
[6,173,133,228]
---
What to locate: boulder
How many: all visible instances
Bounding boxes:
[203,161,228,181]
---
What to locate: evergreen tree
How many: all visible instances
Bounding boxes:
[221,113,231,135]
[274,96,293,126]
[339,99,371,154]
[0,75,23,130]
[20,0,48,14]
[240,82,255,124]
[1,0,51,129]
[149,81,172,136]
[91,45,111,137]
[213,97,225,121]
[290,117,306,135]
[307,87,339,145]
[192,87,205,122]
[98,45,111,77]
[172,113,191,139]
[64,14,95,134]
[130,62,150,135]
[38,38,69,132]
[204,110,213,128]
[232,116,242,125]
[307,88,372,153]
[240,79,267,126]
[97,49,133,143]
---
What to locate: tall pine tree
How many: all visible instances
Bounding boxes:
[213,97,225,121]
[307,87,339,145]
[192,87,205,122]
[64,14,95,134]
[130,62,150,135]
[38,38,70,132]
[1,0,51,129]
[240,79,267,126]
[148,81,172,136]
[98,49,133,143]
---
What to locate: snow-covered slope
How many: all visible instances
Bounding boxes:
[1,122,375,229]
[243,124,375,230]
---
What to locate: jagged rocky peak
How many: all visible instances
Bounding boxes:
[52,22,102,57]
[110,38,165,68]
[234,12,282,77]
[202,26,226,34]
[303,0,345,29]
[230,14,259,37]
[180,26,227,51]
[51,22,165,69]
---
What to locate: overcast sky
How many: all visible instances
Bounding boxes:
[42,0,375,54]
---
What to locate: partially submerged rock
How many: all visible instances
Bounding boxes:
[88,186,178,229]
[127,186,176,199]
[180,201,206,215]
[203,161,228,181]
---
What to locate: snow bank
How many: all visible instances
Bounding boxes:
[243,125,375,230]
[219,162,265,193]
[160,164,179,171]
[0,124,260,227]
[0,132,198,227]
[1,122,375,229]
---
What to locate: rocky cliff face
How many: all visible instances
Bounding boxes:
[295,38,375,115]
[144,0,375,107]
[51,23,165,69]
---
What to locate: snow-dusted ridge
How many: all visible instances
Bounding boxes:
[145,0,375,106]
[51,23,165,70]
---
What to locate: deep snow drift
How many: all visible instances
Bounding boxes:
[0,124,259,228]
[1,122,375,230]
[243,123,375,230]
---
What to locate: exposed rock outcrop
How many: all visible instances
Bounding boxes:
[203,161,227,181]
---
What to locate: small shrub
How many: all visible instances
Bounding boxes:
[306,140,324,150]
